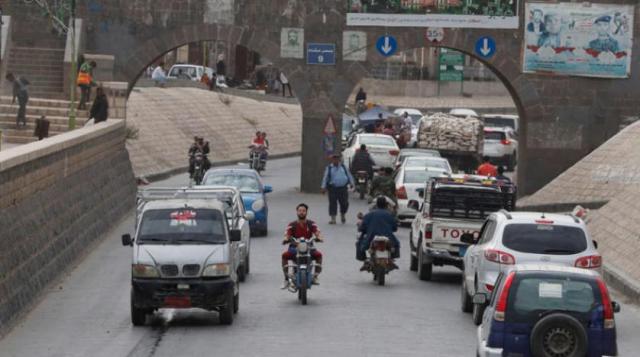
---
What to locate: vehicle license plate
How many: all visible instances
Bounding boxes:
[376,251,389,258]
[164,296,192,308]
[177,284,190,290]
[358,178,366,183]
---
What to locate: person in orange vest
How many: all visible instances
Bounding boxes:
[477,156,498,177]
[77,60,97,110]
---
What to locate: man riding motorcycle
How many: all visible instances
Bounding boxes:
[281,203,324,289]
[370,167,397,203]
[350,144,375,179]
[188,136,211,178]
[249,131,269,167]
[357,197,400,271]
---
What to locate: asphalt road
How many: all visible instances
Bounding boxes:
[1,157,639,357]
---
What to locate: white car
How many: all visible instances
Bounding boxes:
[482,114,519,134]
[395,166,448,224]
[483,127,518,171]
[402,155,452,173]
[343,134,400,169]
[449,108,479,118]
[461,211,601,325]
[394,148,441,170]
[167,64,214,82]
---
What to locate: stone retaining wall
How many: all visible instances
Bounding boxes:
[0,121,137,336]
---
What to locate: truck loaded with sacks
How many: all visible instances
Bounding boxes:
[416,113,484,173]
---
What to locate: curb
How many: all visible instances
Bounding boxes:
[604,264,640,304]
[138,152,301,183]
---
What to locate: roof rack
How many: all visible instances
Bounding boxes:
[499,209,512,219]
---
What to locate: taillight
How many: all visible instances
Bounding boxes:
[374,241,387,251]
[575,255,602,269]
[389,150,400,156]
[485,284,494,292]
[596,278,615,329]
[535,219,554,224]
[424,224,433,240]
[396,186,407,199]
[494,271,516,322]
[484,249,516,265]
[501,139,511,145]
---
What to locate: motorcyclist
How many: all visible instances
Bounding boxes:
[350,144,375,180]
[281,203,324,289]
[357,197,400,271]
[188,136,211,178]
[249,131,268,168]
[370,167,397,203]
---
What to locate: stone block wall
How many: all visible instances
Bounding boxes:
[0,121,137,336]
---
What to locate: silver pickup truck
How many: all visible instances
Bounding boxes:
[122,187,252,326]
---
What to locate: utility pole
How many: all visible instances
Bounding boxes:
[68,0,77,130]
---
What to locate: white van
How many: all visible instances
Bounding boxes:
[167,64,214,82]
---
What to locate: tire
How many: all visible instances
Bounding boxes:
[417,241,433,281]
[130,293,148,326]
[507,152,517,171]
[472,302,486,326]
[359,188,365,200]
[219,289,234,325]
[238,265,246,283]
[461,278,473,313]
[376,267,386,286]
[299,272,308,305]
[245,255,250,274]
[530,313,588,357]
[233,291,239,314]
[409,232,418,272]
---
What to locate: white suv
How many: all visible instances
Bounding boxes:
[460,211,601,325]
[483,127,518,171]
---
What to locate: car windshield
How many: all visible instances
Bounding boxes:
[399,151,440,162]
[138,209,226,244]
[485,131,506,141]
[404,157,450,171]
[484,117,516,130]
[403,170,443,184]
[502,224,587,255]
[204,174,261,193]
[410,115,422,125]
[360,136,396,147]
[508,275,598,322]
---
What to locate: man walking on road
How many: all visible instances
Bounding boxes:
[321,154,355,225]
[6,72,29,128]
[279,71,293,97]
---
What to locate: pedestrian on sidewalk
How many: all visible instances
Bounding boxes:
[279,71,293,97]
[321,154,355,225]
[89,87,109,124]
[77,60,97,110]
[6,72,29,128]
[152,62,167,87]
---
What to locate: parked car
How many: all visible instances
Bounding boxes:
[475,264,620,357]
[394,148,441,170]
[449,108,479,118]
[401,155,452,173]
[482,114,519,135]
[343,133,399,170]
[123,187,244,326]
[395,166,448,224]
[202,169,272,236]
[461,211,601,325]
[167,64,212,82]
[483,126,518,171]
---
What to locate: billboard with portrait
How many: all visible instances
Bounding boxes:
[347,0,519,29]
[523,3,634,78]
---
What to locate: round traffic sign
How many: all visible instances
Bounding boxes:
[426,27,444,43]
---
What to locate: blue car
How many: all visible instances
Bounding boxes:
[476,264,620,357]
[202,168,272,236]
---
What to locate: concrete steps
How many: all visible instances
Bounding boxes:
[7,47,66,100]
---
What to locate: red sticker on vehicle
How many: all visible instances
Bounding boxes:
[170,210,197,226]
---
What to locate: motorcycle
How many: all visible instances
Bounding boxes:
[355,171,369,200]
[248,146,267,173]
[284,237,318,305]
[192,152,206,185]
[367,236,395,286]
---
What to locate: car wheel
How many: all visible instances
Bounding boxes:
[409,232,418,272]
[130,291,148,326]
[233,290,239,314]
[245,255,250,274]
[417,240,432,281]
[219,289,234,325]
[461,277,473,313]
[472,302,486,326]
[530,313,588,357]
[238,265,246,283]
[508,152,517,171]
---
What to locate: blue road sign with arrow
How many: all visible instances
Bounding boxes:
[376,35,397,57]
[475,36,496,59]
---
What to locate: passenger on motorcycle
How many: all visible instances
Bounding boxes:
[250,131,268,161]
[357,197,400,270]
[188,136,211,178]
[349,144,375,179]
[281,203,324,289]
[370,167,397,202]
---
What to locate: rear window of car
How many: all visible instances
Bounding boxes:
[502,224,587,255]
[484,131,506,141]
[403,170,443,184]
[404,157,450,171]
[484,117,516,130]
[507,275,598,323]
[204,174,261,193]
[360,136,396,147]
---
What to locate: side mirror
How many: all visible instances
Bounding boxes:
[612,301,621,313]
[244,211,255,221]
[263,185,273,193]
[121,234,133,246]
[592,240,599,249]
[229,229,242,242]
[407,200,420,211]
[460,233,477,245]
[417,188,425,198]
[473,293,488,305]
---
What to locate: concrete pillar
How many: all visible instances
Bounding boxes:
[300,111,343,193]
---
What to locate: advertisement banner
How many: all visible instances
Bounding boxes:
[523,3,634,78]
[347,0,519,29]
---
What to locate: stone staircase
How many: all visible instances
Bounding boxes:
[0,97,87,144]
[6,47,66,100]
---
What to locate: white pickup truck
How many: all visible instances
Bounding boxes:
[407,175,516,281]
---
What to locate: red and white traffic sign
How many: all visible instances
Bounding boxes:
[426,27,444,43]
[323,115,337,135]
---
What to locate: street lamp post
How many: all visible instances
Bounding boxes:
[68,0,77,130]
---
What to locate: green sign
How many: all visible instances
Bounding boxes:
[438,49,464,82]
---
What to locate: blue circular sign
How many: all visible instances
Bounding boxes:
[376,36,398,57]
[475,36,496,58]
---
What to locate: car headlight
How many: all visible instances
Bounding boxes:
[132,264,160,278]
[202,263,231,277]
[252,199,265,212]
